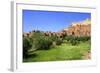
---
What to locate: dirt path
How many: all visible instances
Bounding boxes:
[82,52,91,59]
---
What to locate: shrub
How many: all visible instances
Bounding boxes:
[50,35,58,41]
[63,40,68,43]
[64,36,90,45]
[70,39,79,46]
[75,36,91,42]
[33,35,53,50]
[23,37,32,58]
[56,38,63,45]
[65,36,72,42]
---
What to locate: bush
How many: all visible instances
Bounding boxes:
[50,35,58,41]
[41,38,52,50]
[64,36,78,45]
[33,35,52,50]
[23,37,32,58]
[65,36,72,42]
[70,39,79,46]
[64,36,90,45]
[56,38,63,45]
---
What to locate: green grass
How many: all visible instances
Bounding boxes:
[23,41,90,62]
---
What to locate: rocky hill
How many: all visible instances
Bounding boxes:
[63,19,91,36]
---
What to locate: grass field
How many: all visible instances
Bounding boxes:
[23,41,90,62]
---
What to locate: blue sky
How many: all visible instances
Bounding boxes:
[23,10,91,32]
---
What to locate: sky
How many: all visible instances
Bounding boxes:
[23,10,91,32]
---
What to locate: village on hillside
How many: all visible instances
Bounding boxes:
[23,19,91,38]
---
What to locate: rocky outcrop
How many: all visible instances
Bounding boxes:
[63,19,91,36]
